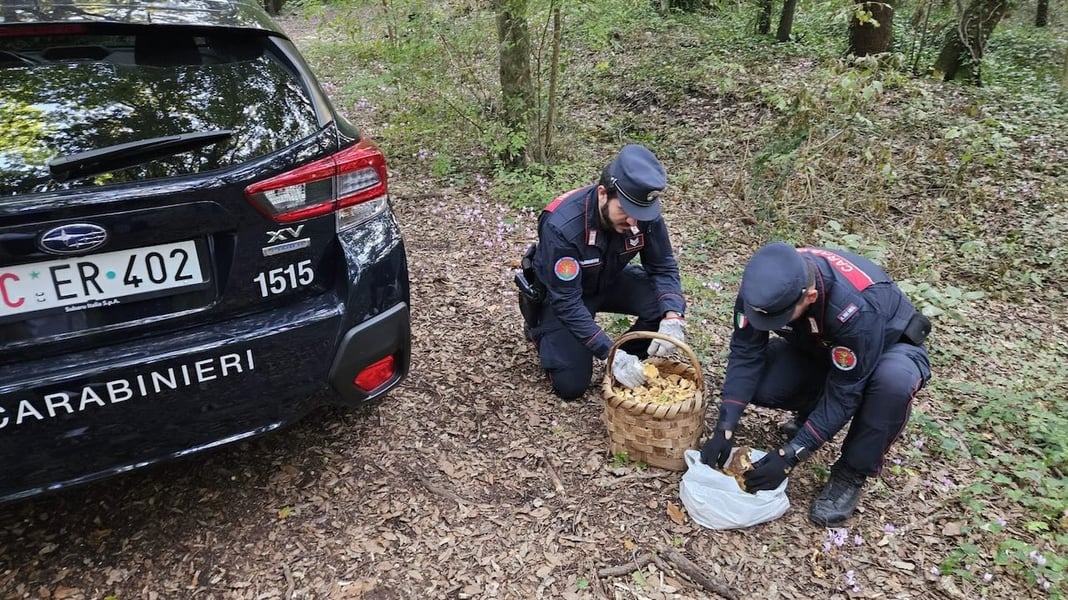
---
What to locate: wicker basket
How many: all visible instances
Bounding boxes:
[602,331,707,471]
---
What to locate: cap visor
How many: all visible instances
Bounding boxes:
[744,303,794,331]
[619,197,661,221]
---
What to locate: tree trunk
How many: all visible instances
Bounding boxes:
[540,5,562,162]
[848,0,896,56]
[263,0,284,15]
[1035,0,1048,26]
[932,0,1008,83]
[494,0,534,166]
[757,0,773,34]
[776,0,798,41]
[1060,44,1068,100]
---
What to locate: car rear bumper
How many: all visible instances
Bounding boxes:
[0,295,406,504]
[329,301,411,403]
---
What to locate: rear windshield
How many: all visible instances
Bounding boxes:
[0,26,322,196]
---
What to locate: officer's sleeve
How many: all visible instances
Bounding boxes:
[638,218,686,316]
[791,312,884,451]
[535,225,614,359]
[718,295,769,427]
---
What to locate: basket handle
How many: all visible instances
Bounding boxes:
[606,330,705,392]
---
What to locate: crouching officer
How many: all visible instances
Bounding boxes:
[700,242,932,526]
[514,144,687,400]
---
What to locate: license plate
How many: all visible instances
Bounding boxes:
[0,240,206,322]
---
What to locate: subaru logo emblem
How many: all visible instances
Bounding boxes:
[38,223,109,255]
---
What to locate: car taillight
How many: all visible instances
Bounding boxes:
[353,355,397,393]
[245,142,389,231]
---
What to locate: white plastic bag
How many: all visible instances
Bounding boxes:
[678,448,790,530]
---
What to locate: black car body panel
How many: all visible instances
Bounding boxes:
[0,0,411,504]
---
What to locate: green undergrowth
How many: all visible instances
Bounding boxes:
[287,0,1068,595]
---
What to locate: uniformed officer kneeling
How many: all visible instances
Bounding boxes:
[701,242,933,526]
[515,144,687,400]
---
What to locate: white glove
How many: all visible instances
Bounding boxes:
[648,317,685,357]
[611,349,647,389]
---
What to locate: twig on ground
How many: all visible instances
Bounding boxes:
[282,563,295,600]
[412,470,467,507]
[602,471,672,487]
[539,450,566,494]
[586,558,609,599]
[597,552,655,577]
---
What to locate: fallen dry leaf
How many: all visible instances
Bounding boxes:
[666,502,687,525]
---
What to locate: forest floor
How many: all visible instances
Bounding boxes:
[1,8,1065,600]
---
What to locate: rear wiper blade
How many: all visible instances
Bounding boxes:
[48,130,234,182]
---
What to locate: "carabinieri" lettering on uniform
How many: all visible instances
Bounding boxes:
[0,349,256,429]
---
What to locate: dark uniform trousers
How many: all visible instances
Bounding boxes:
[532,265,663,400]
[749,338,932,475]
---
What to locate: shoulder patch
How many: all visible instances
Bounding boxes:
[736,312,748,329]
[837,303,860,323]
[831,346,857,371]
[554,257,580,281]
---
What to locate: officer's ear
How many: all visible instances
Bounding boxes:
[802,287,819,306]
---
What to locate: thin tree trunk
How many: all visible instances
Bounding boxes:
[1035,0,1048,26]
[776,0,798,41]
[932,0,1008,84]
[757,0,773,34]
[542,5,562,161]
[1060,44,1068,100]
[494,0,534,166]
[849,0,896,56]
[910,0,933,74]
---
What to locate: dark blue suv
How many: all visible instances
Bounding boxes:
[0,0,411,503]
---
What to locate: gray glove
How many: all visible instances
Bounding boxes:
[648,317,685,357]
[611,349,646,389]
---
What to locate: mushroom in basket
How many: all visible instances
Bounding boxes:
[612,362,697,404]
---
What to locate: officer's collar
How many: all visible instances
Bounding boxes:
[584,187,607,247]
[810,257,827,333]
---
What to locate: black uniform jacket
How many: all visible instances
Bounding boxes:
[720,247,918,451]
[533,185,685,359]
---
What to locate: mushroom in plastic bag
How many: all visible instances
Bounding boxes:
[678,448,790,530]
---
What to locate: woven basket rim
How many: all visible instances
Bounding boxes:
[602,331,706,417]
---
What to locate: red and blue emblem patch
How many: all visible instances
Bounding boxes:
[831,346,857,371]
[554,257,580,281]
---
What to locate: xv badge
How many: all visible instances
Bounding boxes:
[267,225,305,244]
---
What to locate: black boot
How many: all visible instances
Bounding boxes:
[808,462,867,527]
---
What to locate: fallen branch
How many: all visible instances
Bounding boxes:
[595,548,738,600]
[597,552,655,577]
[658,545,739,600]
